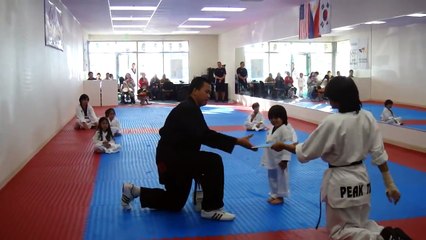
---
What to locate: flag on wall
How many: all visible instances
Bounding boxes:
[309,0,321,39]
[299,0,326,39]
[319,0,331,35]
[299,3,309,39]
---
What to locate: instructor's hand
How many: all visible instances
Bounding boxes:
[237,134,256,151]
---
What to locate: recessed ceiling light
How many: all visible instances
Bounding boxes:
[407,13,426,17]
[172,30,200,34]
[364,21,386,24]
[178,25,211,29]
[187,17,226,21]
[113,25,146,28]
[201,7,246,12]
[332,26,353,31]
[110,6,157,11]
[113,30,143,34]
[111,17,150,21]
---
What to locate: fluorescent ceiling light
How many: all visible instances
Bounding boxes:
[187,17,226,21]
[113,30,143,34]
[172,30,200,34]
[364,21,386,24]
[407,13,426,17]
[113,25,146,28]
[332,26,353,31]
[178,25,210,29]
[201,7,246,12]
[110,6,157,11]
[111,17,150,21]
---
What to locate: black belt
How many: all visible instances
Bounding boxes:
[329,160,363,168]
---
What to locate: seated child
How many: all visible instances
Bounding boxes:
[244,102,267,131]
[105,108,121,136]
[381,99,403,125]
[92,117,121,153]
[261,105,297,205]
[75,94,98,130]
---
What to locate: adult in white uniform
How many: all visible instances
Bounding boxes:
[75,94,98,130]
[92,117,120,153]
[105,108,121,136]
[244,102,266,131]
[381,99,403,125]
[261,105,297,205]
[271,77,411,240]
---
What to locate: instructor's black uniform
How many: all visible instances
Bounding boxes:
[140,97,237,211]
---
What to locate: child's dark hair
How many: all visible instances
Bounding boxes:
[79,94,89,103]
[268,105,288,125]
[105,108,116,117]
[252,102,259,109]
[384,99,393,106]
[324,76,362,113]
[97,117,113,142]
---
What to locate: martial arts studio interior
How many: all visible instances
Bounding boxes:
[1,0,426,239]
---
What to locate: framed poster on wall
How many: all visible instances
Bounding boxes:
[44,0,63,51]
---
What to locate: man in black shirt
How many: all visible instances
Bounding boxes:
[121,77,255,221]
[236,61,248,91]
[214,61,227,102]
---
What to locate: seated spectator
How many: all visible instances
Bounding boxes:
[274,73,286,99]
[96,73,102,80]
[150,74,161,100]
[104,72,110,80]
[105,108,121,136]
[160,74,170,85]
[245,102,267,131]
[87,71,96,80]
[284,71,296,98]
[121,73,136,104]
[75,94,98,130]
[381,99,403,125]
[138,72,149,90]
[264,73,275,83]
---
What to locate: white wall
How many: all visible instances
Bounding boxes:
[0,0,84,188]
[219,0,426,102]
[371,23,426,106]
[88,35,219,80]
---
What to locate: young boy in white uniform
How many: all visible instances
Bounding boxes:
[261,105,297,205]
[244,102,266,131]
[271,77,411,240]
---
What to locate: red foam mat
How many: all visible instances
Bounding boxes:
[0,121,100,240]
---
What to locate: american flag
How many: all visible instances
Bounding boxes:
[299,3,309,39]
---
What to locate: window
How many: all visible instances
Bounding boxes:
[88,40,189,84]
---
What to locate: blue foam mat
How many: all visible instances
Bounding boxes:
[84,107,426,240]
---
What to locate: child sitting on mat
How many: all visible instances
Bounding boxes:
[244,102,267,131]
[105,108,121,136]
[93,117,121,154]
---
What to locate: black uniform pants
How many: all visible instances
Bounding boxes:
[140,151,224,211]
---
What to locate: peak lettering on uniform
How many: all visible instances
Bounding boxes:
[340,183,371,198]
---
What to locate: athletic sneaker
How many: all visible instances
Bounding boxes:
[121,183,136,210]
[201,209,236,221]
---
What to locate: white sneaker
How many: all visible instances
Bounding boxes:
[201,209,236,221]
[121,183,136,210]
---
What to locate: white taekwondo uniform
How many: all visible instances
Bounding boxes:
[295,109,388,240]
[262,123,297,198]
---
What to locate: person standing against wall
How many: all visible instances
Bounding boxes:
[214,61,227,102]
